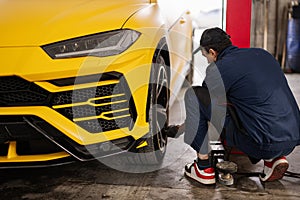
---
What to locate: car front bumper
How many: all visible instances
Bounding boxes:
[0,43,155,166]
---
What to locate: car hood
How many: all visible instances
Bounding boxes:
[0,0,149,46]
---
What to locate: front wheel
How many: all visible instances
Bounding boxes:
[133,45,170,165]
[146,51,169,163]
[101,45,170,171]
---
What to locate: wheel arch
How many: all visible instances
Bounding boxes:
[145,37,171,123]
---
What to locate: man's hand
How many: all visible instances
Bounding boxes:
[165,124,185,138]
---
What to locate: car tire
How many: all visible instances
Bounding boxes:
[99,41,170,172]
[124,42,170,167]
[137,45,170,164]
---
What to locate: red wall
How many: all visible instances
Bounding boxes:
[226,0,252,48]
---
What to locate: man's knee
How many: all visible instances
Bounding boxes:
[185,86,211,107]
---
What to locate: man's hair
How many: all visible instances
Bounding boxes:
[200,27,232,53]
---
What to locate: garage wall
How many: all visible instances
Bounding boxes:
[226,0,252,48]
[250,0,294,65]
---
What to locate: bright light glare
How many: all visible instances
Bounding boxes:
[185,0,223,13]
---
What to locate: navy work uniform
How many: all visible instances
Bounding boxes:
[184,46,300,162]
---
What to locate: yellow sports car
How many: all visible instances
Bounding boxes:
[0,0,193,167]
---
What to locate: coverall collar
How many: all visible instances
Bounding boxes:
[217,45,238,61]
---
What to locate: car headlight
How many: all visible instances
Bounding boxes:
[42,29,140,59]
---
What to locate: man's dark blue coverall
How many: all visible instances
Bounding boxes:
[184,46,300,161]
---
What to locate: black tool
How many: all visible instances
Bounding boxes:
[210,140,237,186]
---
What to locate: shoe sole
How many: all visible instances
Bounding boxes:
[185,171,216,185]
[260,160,289,182]
[266,162,289,182]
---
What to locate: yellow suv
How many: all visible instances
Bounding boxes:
[0,0,193,167]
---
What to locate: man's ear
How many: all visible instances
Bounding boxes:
[209,49,217,57]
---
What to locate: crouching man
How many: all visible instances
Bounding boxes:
[184,27,300,185]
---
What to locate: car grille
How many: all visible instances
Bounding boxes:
[0,116,62,155]
[0,75,136,134]
[0,76,49,106]
[0,116,135,160]
[52,81,134,133]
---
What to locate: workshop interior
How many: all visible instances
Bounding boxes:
[0,0,300,199]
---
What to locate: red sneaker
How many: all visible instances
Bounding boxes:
[260,156,289,182]
[185,161,215,185]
